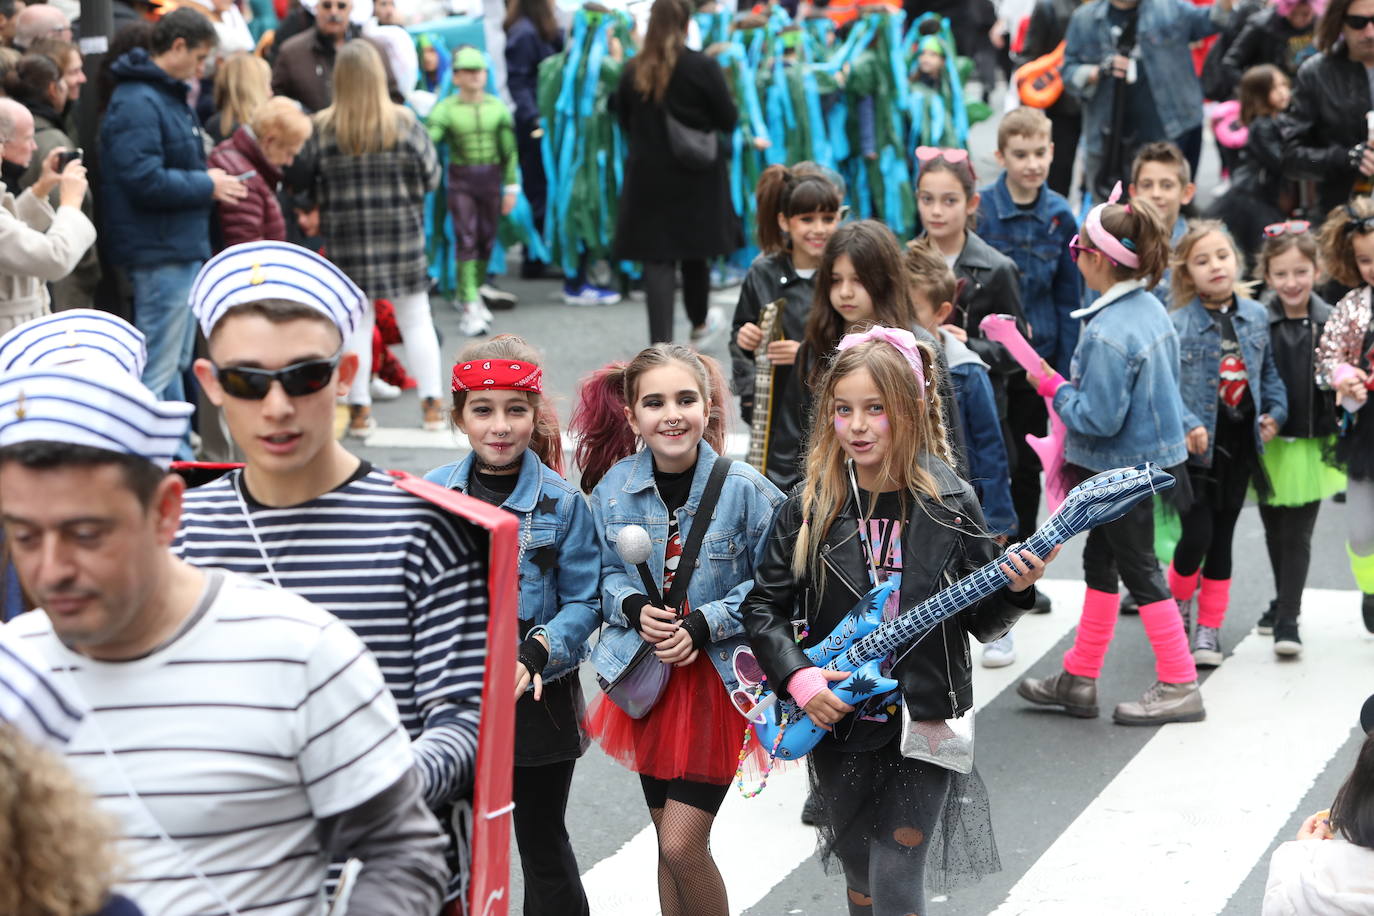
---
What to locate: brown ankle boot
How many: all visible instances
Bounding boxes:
[421,397,446,431]
[1017,670,1099,718]
[1112,680,1205,726]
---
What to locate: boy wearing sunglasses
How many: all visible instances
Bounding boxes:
[175,240,488,908]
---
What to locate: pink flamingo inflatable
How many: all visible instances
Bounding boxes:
[980,313,1071,512]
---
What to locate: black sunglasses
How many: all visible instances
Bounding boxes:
[214,353,342,400]
[1345,13,1374,29]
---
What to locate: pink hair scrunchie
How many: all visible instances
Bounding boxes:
[837,325,926,396]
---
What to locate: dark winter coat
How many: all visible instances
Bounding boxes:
[1218,6,1315,88]
[1280,41,1372,220]
[98,48,215,268]
[207,126,286,249]
[270,27,401,113]
[950,229,1028,376]
[505,16,562,130]
[741,454,1037,721]
[611,49,741,262]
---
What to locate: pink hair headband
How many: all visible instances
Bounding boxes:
[837,325,926,397]
[1083,182,1140,269]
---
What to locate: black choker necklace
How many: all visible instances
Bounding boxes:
[477,458,521,473]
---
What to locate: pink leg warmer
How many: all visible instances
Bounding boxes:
[1063,587,1120,678]
[1138,598,1198,684]
[1168,562,1199,603]
[1196,577,1231,629]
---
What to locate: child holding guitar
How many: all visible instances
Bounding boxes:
[731,163,844,491]
[742,328,1055,916]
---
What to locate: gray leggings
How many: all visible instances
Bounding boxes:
[1350,478,1374,556]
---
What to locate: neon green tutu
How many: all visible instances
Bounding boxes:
[1258,436,1346,507]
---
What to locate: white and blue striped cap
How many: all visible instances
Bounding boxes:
[0,369,194,469]
[190,241,366,338]
[0,309,148,377]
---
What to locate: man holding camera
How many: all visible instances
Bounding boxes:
[0,97,94,335]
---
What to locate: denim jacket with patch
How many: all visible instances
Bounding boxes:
[1172,295,1288,467]
[424,449,601,684]
[588,439,784,694]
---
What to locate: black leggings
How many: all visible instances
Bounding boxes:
[639,775,730,815]
[1172,501,1245,581]
[1007,381,1046,541]
[513,760,588,916]
[643,260,710,344]
[1081,497,1172,604]
[1259,500,1321,623]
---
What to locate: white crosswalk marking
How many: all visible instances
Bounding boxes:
[992,588,1372,916]
[580,579,1088,915]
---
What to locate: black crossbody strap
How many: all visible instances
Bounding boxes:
[664,456,732,612]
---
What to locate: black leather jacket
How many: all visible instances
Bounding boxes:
[1219,6,1314,86]
[1280,43,1373,219]
[952,230,1028,377]
[741,455,1036,721]
[730,252,817,492]
[1264,291,1337,438]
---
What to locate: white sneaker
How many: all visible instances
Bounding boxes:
[458,302,489,337]
[981,632,1016,668]
[690,306,725,346]
[370,377,402,400]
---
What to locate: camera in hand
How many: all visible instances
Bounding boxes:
[56,148,82,171]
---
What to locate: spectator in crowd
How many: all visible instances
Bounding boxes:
[0,316,451,914]
[0,0,22,47]
[185,0,255,64]
[11,3,68,51]
[505,0,562,279]
[374,0,403,25]
[0,98,94,332]
[208,95,311,247]
[1218,0,1320,87]
[1280,0,1374,221]
[271,0,399,112]
[1019,0,1087,197]
[9,50,99,310]
[99,7,248,406]
[95,21,152,115]
[207,50,270,143]
[29,37,87,111]
[0,724,143,916]
[1063,0,1234,191]
[0,46,17,80]
[307,39,443,434]
[612,0,739,343]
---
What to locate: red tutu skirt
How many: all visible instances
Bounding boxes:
[585,651,759,785]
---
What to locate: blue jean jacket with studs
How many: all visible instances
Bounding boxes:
[425,449,602,684]
[588,439,785,695]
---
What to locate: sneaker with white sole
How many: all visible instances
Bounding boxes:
[370,377,401,401]
[1273,620,1303,657]
[562,283,621,306]
[479,283,518,310]
[1192,624,1223,668]
[981,632,1016,668]
[457,302,489,337]
[690,306,725,346]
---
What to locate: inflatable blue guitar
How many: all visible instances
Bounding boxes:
[730,463,1175,762]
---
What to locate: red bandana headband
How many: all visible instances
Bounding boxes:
[451,359,544,394]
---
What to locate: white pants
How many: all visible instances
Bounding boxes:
[346,291,445,406]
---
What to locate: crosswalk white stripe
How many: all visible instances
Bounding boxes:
[580,578,1087,915]
[991,587,1372,916]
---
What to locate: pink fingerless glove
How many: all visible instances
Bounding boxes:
[1037,371,1066,399]
[787,666,829,709]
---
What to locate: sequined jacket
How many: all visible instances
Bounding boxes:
[1316,286,1374,389]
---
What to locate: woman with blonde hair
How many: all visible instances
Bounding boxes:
[310,39,444,435]
[208,95,312,247]
[209,51,270,143]
[0,724,142,915]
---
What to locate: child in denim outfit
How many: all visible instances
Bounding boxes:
[977,107,1080,611]
[1166,221,1286,671]
[1129,141,1196,306]
[1018,183,1204,726]
[424,335,599,916]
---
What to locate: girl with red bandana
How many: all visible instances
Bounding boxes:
[1167,220,1288,670]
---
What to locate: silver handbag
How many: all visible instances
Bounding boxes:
[899,704,975,774]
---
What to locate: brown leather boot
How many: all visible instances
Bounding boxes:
[1113,680,1205,726]
[1017,670,1098,718]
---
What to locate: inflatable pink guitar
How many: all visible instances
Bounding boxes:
[980,314,1070,512]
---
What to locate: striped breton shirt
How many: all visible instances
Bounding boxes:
[5,570,414,915]
[172,465,487,809]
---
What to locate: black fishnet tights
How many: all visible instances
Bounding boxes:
[647,801,728,916]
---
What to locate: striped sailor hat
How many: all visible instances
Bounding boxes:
[0,369,194,469]
[0,309,148,377]
[189,241,366,338]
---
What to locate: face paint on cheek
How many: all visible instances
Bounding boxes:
[871,416,888,431]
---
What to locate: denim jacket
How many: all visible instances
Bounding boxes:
[424,449,601,684]
[976,174,1082,374]
[1172,295,1289,466]
[588,439,785,694]
[1053,279,1191,470]
[1064,0,1228,161]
